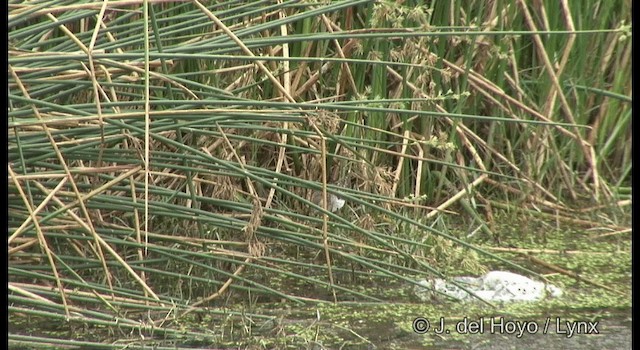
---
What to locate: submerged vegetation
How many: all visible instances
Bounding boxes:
[8,0,630,348]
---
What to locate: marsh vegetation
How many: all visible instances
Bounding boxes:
[8,0,631,348]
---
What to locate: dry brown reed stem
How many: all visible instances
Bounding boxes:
[391,129,411,196]
[10,65,106,317]
[488,200,628,232]
[9,282,161,323]
[484,246,611,255]
[183,257,250,312]
[8,177,68,244]
[594,228,632,239]
[414,134,426,199]
[7,165,138,181]
[128,168,147,302]
[9,0,187,20]
[215,122,266,257]
[515,0,576,129]
[189,1,293,100]
[193,1,295,216]
[101,221,252,249]
[308,118,338,303]
[386,62,562,204]
[525,1,580,201]
[10,284,94,319]
[8,59,167,80]
[29,179,163,301]
[8,166,71,319]
[439,56,582,140]
[8,239,39,256]
[427,174,489,220]
[525,255,625,296]
[517,0,600,200]
[547,0,577,117]
[483,178,566,211]
[574,200,631,213]
[9,166,162,304]
[320,14,359,95]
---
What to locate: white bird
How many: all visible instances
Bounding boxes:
[310,191,345,213]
